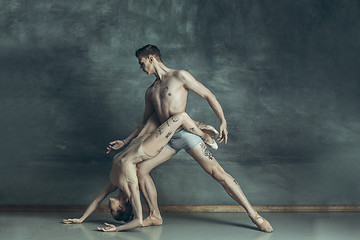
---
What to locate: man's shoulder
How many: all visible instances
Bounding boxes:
[173,69,189,77]
[171,70,193,82]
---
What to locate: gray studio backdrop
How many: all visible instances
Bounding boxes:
[1,0,359,205]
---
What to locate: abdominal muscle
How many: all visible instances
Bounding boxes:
[156,94,187,123]
[150,76,188,123]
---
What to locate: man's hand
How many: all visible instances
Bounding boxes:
[106,140,126,154]
[97,222,117,232]
[217,122,228,144]
[63,218,83,224]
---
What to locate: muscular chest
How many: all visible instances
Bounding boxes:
[149,78,187,117]
[150,79,183,103]
[152,84,172,100]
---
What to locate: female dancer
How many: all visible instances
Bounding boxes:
[63,112,217,231]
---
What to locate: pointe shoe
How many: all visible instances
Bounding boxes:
[141,215,163,227]
[198,123,219,138]
[204,138,218,150]
[251,214,273,233]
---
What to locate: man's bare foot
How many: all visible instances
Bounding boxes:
[250,213,273,233]
[141,215,163,227]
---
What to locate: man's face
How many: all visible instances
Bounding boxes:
[138,57,152,75]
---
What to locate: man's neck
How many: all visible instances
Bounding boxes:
[153,62,172,80]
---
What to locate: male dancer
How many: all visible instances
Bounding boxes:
[108,45,273,232]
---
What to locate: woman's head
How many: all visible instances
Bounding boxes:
[109,197,133,222]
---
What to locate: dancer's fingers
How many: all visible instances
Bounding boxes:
[218,132,223,141]
[106,147,111,154]
[217,130,228,144]
[103,227,115,232]
[63,219,74,224]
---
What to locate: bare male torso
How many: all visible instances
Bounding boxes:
[147,70,189,123]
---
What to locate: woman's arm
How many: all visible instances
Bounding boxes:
[63,183,117,224]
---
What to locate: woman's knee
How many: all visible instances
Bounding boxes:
[171,112,188,122]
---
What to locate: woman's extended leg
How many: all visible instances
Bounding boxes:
[142,112,214,157]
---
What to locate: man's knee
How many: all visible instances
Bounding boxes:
[136,163,149,180]
[206,164,226,181]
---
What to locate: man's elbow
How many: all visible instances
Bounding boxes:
[205,93,217,102]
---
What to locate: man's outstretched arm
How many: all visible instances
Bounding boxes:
[63,183,117,224]
[179,70,228,144]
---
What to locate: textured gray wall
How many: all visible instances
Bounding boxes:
[1,0,359,205]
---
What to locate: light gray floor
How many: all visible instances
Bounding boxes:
[0,212,359,240]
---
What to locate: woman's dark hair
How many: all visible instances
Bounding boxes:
[111,200,134,222]
[135,44,162,62]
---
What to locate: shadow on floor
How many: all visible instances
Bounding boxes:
[173,213,259,231]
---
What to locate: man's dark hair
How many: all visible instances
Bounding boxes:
[135,44,162,62]
[111,200,134,222]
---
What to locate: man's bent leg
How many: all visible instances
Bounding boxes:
[137,147,176,226]
[188,142,273,232]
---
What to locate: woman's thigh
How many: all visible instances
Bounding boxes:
[137,147,176,174]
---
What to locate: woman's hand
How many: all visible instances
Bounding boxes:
[62,218,83,224]
[106,140,126,154]
[97,222,117,232]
